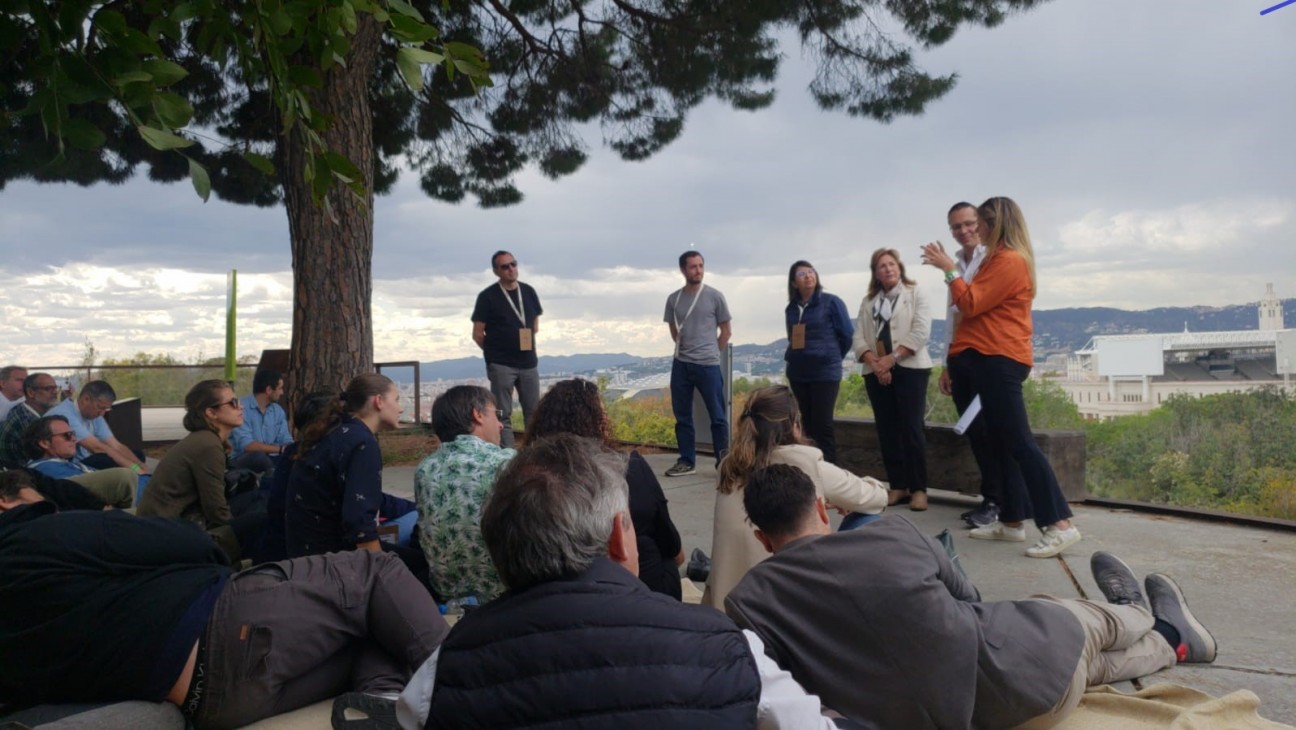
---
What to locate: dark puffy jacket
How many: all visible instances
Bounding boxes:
[784,290,854,382]
[428,557,761,729]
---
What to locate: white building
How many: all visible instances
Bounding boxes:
[1059,284,1294,420]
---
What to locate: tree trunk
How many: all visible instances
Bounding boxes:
[281,17,382,408]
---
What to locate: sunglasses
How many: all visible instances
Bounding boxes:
[496,261,518,270]
[50,431,77,442]
[215,398,243,410]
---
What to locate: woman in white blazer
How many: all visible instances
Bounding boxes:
[852,248,934,510]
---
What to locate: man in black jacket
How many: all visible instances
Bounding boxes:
[0,471,449,729]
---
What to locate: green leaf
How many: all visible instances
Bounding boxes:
[138,125,194,150]
[322,151,362,184]
[242,151,276,176]
[395,47,424,90]
[113,70,153,86]
[188,156,211,202]
[143,59,188,87]
[64,118,107,150]
[402,47,444,65]
[170,3,198,24]
[94,9,128,35]
[387,0,425,22]
[339,2,358,33]
[152,92,194,128]
[269,8,293,36]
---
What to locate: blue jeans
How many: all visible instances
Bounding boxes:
[384,509,419,547]
[838,512,883,531]
[670,359,729,466]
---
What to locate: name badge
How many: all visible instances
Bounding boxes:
[519,328,533,351]
[790,323,806,350]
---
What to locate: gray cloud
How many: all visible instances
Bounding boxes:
[2,0,1292,363]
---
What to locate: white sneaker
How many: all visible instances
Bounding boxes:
[1026,525,1082,558]
[967,521,1026,542]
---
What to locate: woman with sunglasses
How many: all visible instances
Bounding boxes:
[783,260,855,465]
[921,196,1081,559]
[139,379,268,561]
[702,385,888,608]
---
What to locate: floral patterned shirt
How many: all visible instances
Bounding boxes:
[414,434,516,601]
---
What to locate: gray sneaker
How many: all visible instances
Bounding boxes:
[664,460,696,477]
[1146,573,1217,663]
[1090,552,1149,611]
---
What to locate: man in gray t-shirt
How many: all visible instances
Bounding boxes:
[662,251,732,477]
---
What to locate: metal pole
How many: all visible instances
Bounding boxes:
[225,270,237,384]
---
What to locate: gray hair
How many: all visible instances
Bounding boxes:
[0,365,27,381]
[481,433,629,591]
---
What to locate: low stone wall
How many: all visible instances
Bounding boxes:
[833,417,1087,502]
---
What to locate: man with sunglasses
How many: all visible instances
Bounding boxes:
[20,415,135,508]
[471,250,544,448]
[47,380,150,475]
[0,372,61,463]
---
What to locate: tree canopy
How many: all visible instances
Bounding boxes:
[2,0,1050,401]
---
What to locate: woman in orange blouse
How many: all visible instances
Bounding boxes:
[920,197,1080,559]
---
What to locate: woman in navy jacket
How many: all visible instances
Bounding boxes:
[783,260,854,464]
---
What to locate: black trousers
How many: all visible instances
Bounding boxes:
[789,379,842,465]
[946,350,1021,508]
[960,350,1072,528]
[864,367,930,493]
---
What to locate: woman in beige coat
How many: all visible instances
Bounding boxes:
[851,248,934,510]
[701,385,888,609]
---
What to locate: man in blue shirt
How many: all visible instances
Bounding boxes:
[229,369,293,476]
[46,380,149,475]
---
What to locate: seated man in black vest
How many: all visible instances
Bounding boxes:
[0,471,449,729]
[398,433,849,730]
[726,464,1217,729]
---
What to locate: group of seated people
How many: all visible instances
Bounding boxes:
[0,365,1219,729]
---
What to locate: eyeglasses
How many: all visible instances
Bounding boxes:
[496,261,518,270]
[495,409,506,420]
[795,269,816,279]
[50,431,76,442]
[217,398,243,410]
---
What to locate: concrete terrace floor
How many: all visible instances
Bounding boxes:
[384,451,1296,725]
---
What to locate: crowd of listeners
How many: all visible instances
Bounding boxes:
[0,197,1220,728]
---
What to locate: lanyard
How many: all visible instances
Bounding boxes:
[796,302,808,323]
[500,284,526,325]
[672,285,705,330]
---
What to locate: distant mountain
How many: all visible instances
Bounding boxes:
[404,298,1294,381]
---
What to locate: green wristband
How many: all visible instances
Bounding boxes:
[944,269,958,284]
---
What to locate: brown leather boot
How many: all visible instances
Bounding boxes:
[887,489,909,506]
[909,491,929,511]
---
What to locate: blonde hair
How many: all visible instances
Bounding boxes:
[865,248,916,300]
[978,196,1036,296]
[716,386,807,495]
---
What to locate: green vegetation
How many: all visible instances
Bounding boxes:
[1086,389,1296,519]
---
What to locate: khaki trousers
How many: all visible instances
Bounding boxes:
[1018,597,1178,729]
[68,467,135,508]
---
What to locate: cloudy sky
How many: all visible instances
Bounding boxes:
[2,0,1293,366]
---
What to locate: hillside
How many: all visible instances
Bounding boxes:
[410,298,1294,379]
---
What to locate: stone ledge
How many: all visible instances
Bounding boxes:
[833,417,1088,502]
